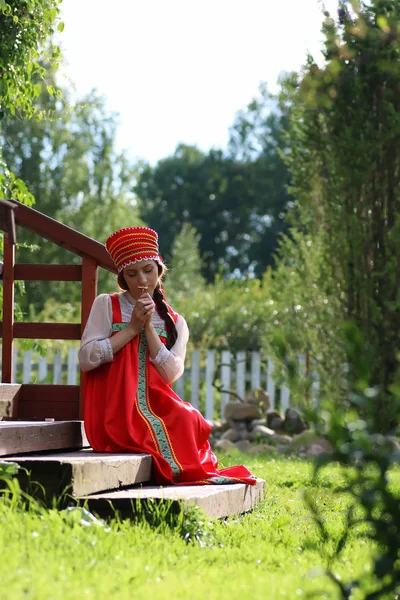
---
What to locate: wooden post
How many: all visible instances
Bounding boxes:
[81,256,98,332]
[79,256,98,420]
[2,236,15,383]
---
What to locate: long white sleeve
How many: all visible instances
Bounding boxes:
[150,315,189,384]
[79,294,114,372]
[79,292,189,383]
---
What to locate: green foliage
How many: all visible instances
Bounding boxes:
[0,0,62,202]
[164,223,205,299]
[0,461,19,482]
[1,83,142,314]
[262,227,346,402]
[304,323,400,599]
[0,0,62,119]
[265,0,400,426]
[2,456,399,599]
[169,272,272,352]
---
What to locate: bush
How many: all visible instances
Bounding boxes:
[169,273,272,353]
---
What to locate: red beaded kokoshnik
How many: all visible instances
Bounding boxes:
[105,227,160,272]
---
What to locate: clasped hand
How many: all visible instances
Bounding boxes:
[129,293,155,333]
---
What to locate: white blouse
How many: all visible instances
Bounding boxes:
[79,292,189,384]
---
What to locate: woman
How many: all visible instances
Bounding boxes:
[79,226,256,486]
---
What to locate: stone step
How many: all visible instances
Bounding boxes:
[83,479,266,519]
[0,420,89,456]
[2,450,153,498]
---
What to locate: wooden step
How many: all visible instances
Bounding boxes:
[0,420,88,456]
[82,479,266,519]
[0,384,20,419]
[2,450,152,498]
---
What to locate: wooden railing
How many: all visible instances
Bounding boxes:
[0,199,116,420]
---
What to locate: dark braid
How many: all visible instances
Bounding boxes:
[153,282,178,350]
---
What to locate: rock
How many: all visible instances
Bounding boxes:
[297,443,332,458]
[384,435,400,453]
[371,434,400,454]
[240,430,254,442]
[245,388,270,413]
[234,440,251,453]
[221,428,242,443]
[206,419,230,435]
[250,418,267,429]
[251,425,275,438]
[235,421,248,433]
[291,430,322,448]
[276,444,293,455]
[266,410,285,431]
[284,408,308,435]
[248,444,276,455]
[269,433,292,445]
[291,430,333,458]
[224,401,260,422]
[215,439,236,451]
[250,425,292,445]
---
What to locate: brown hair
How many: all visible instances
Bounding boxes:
[117,261,178,350]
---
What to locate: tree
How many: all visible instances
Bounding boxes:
[0,0,63,203]
[267,0,400,429]
[135,89,291,280]
[1,82,142,314]
[228,83,292,277]
[164,223,205,301]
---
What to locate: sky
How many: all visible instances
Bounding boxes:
[58,0,339,165]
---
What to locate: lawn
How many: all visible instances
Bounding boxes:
[1,451,398,600]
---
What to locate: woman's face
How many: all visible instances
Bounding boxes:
[123,260,160,300]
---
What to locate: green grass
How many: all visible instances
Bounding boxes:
[1,452,398,600]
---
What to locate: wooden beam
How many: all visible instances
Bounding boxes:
[19,384,80,404]
[81,256,98,333]
[0,199,17,244]
[13,322,81,340]
[1,236,15,383]
[0,322,81,340]
[14,264,82,281]
[80,256,98,419]
[17,385,80,421]
[7,201,116,273]
[7,207,17,245]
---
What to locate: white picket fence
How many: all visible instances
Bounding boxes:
[3,346,319,420]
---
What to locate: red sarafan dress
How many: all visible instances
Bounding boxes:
[84,294,256,486]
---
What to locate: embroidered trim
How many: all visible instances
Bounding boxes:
[111,323,167,338]
[149,344,170,367]
[203,476,244,484]
[175,476,246,486]
[136,333,182,476]
[117,255,160,272]
[112,323,128,333]
[104,338,114,362]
